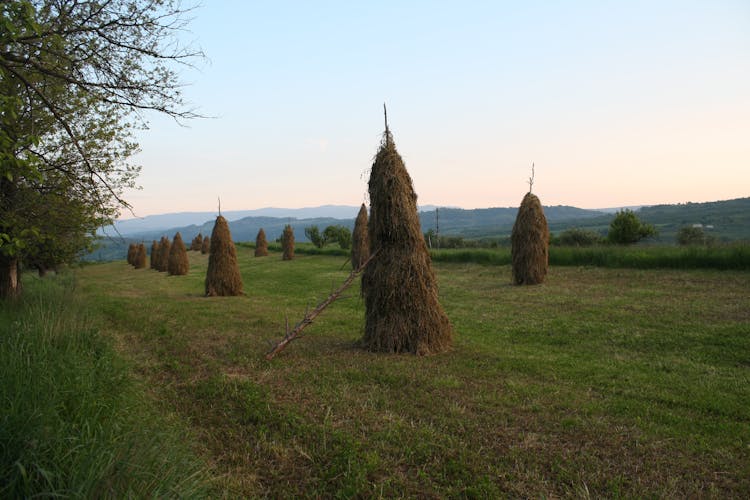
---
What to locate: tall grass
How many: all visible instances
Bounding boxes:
[0,274,210,498]
[429,243,750,270]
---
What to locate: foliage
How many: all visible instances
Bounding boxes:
[0,275,209,497]
[554,227,604,246]
[677,225,715,246]
[428,244,750,270]
[607,209,657,244]
[304,225,325,248]
[0,0,199,298]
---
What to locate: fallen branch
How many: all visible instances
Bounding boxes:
[265,250,378,360]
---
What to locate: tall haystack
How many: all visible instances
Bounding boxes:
[150,240,159,269]
[255,228,269,257]
[190,233,203,251]
[201,236,210,254]
[126,243,137,266]
[281,225,294,261]
[351,203,369,269]
[157,236,171,272]
[511,192,549,285]
[361,125,453,355]
[168,232,190,276]
[134,243,147,269]
[205,215,243,296]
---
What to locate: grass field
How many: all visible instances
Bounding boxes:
[7,247,750,496]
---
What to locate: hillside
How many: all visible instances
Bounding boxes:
[87,197,750,261]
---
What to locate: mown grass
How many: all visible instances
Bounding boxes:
[71,247,750,497]
[0,274,211,498]
[430,243,750,270]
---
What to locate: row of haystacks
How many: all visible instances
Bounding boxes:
[123,114,548,359]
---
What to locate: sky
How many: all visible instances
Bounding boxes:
[123,0,750,219]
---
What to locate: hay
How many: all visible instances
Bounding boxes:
[126,243,136,265]
[190,233,203,251]
[361,129,453,355]
[157,236,170,272]
[150,240,159,269]
[168,232,190,276]
[351,203,369,269]
[205,215,243,296]
[255,228,268,257]
[511,192,549,285]
[281,225,294,260]
[201,236,210,254]
[134,243,147,269]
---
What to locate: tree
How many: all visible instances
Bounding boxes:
[607,209,656,245]
[556,227,603,247]
[304,225,325,248]
[677,226,714,246]
[323,225,352,250]
[0,0,200,298]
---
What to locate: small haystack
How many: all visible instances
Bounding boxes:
[281,225,294,261]
[201,236,210,254]
[126,243,137,266]
[511,192,549,285]
[351,203,369,269]
[157,236,171,272]
[190,233,203,251]
[255,228,269,257]
[205,215,243,296]
[168,232,190,276]
[150,240,159,269]
[134,243,147,269]
[361,124,453,355]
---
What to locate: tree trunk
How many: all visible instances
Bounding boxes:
[0,256,21,300]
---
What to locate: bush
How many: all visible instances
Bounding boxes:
[556,228,604,246]
[608,209,656,244]
[677,226,715,246]
[304,226,325,248]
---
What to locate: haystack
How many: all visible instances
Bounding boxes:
[126,243,137,265]
[281,225,294,260]
[190,233,203,251]
[255,228,269,257]
[201,236,210,254]
[168,232,190,276]
[511,192,549,285]
[361,127,453,355]
[134,243,147,269]
[157,236,171,272]
[205,215,243,296]
[150,240,159,269]
[351,203,369,269]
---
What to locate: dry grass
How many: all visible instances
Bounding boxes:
[254,228,268,257]
[362,130,452,354]
[168,232,189,276]
[205,216,243,296]
[351,203,369,270]
[511,192,549,285]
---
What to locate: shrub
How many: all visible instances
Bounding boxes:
[556,227,603,247]
[677,226,715,246]
[608,209,656,244]
[304,226,325,248]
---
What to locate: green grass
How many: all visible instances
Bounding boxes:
[429,243,750,269]
[0,274,210,498]
[65,247,750,497]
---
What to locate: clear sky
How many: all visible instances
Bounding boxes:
[123,0,750,218]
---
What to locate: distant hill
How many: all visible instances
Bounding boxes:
[87,197,749,261]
